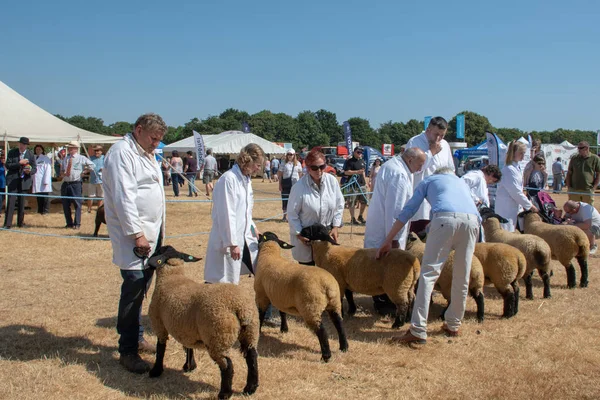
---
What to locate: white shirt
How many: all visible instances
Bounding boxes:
[461,170,490,207]
[33,154,52,193]
[364,156,413,249]
[495,162,532,232]
[405,132,455,220]
[204,155,218,171]
[103,133,166,270]
[61,153,95,182]
[281,161,302,182]
[204,164,258,284]
[568,202,600,228]
[287,173,345,263]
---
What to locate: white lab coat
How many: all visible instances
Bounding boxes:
[32,154,52,193]
[287,173,344,263]
[495,162,532,232]
[406,132,455,220]
[364,156,413,249]
[204,164,258,284]
[461,170,489,207]
[103,133,166,270]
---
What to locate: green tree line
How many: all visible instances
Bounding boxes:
[56,110,598,151]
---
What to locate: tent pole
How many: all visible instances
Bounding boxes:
[4,132,8,209]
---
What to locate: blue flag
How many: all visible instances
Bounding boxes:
[424,116,432,131]
[242,122,250,133]
[342,121,352,154]
[193,130,206,168]
[456,114,465,140]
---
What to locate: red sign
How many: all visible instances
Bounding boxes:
[382,144,394,156]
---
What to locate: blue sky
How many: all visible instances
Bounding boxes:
[1,0,599,132]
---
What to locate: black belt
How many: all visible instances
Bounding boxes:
[63,181,82,184]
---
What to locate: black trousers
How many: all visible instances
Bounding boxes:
[37,193,50,214]
[4,190,25,227]
[61,181,82,227]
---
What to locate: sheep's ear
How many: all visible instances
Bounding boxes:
[167,258,185,266]
[493,213,509,223]
[177,252,202,263]
[276,239,294,249]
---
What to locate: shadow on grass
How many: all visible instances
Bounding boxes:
[95,315,154,336]
[0,324,217,398]
[258,331,317,359]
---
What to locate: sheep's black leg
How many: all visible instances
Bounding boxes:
[512,282,520,315]
[93,222,101,237]
[470,289,485,323]
[524,271,534,300]
[566,264,577,288]
[392,303,407,329]
[327,310,348,352]
[258,305,269,330]
[539,271,552,298]
[149,340,167,378]
[345,289,357,316]
[577,256,588,288]
[279,311,289,333]
[314,322,331,362]
[242,347,259,395]
[502,291,515,318]
[183,348,196,372]
[218,357,234,400]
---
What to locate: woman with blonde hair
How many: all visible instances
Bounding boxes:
[204,143,265,284]
[495,140,538,231]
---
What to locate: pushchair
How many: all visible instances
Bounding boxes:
[528,191,563,225]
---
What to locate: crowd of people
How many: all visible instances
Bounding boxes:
[2,113,600,374]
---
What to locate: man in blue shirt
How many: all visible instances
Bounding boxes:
[86,145,105,213]
[377,167,480,343]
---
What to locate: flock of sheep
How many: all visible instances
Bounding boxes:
[145,208,591,399]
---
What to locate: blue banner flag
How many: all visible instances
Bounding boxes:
[424,116,432,131]
[342,121,352,155]
[242,122,250,133]
[193,130,206,168]
[456,114,465,140]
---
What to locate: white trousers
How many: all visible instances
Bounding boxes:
[410,212,480,339]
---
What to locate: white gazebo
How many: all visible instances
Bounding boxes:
[164,130,287,155]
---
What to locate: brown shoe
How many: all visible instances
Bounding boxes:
[138,339,156,354]
[389,330,426,345]
[442,323,460,337]
[119,353,150,374]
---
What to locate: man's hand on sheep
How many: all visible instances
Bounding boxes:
[529,204,539,213]
[296,234,311,246]
[376,240,392,259]
[135,235,151,257]
[330,227,339,243]
[230,245,241,260]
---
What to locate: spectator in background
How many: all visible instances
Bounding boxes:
[86,145,105,213]
[566,141,600,206]
[523,139,547,186]
[369,158,382,193]
[405,116,455,234]
[204,143,264,284]
[563,199,600,254]
[55,149,66,178]
[184,150,198,197]
[271,156,280,182]
[0,152,6,210]
[33,144,53,215]
[262,157,271,183]
[3,137,37,229]
[287,150,344,265]
[526,155,547,198]
[461,164,502,208]
[552,157,565,193]
[161,156,171,186]
[495,140,538,232]
[202,148,218,198]
[278,148,302,222]
[60,141,95,229]
[169,150,184,197]
[343,146,368,225]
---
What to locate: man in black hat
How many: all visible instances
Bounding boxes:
[4,137,37,228]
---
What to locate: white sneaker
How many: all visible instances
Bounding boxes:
[590,244,598,255]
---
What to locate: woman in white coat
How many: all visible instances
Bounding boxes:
[287,150,344,265]
[495,141,539,232]
[32,145,53,215]
[204,143,265,284]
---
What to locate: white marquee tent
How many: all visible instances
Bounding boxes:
[164,130,287,155]
[0,80,120,144]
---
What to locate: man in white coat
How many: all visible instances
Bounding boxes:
[364,147,426,315]
[204,143,264,284]
[461,164,502,208]
[103,113,167,374]
[405,116,455,234]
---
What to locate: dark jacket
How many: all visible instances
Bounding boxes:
[5,147,37,191]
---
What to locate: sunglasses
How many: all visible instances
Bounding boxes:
[309,164,327,171]
[578,147,588,150]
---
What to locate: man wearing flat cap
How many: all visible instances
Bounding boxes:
[3,137,37,228]
[60,140,95,229]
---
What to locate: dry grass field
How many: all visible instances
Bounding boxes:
[1,181,600,400]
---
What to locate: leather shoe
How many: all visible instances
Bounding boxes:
[138,339,156,354]
[390,330,426,345]
[442,323,459,337]
[119,353,150,374]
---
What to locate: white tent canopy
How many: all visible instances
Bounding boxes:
[0,80,120,144]
[164,130,287,155]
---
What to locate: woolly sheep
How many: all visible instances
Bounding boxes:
[300,223,421,329]
[473,243,526,319]
[521,210,590,289]
[147,246,259,400]
[254,232,348,362]
[405,232,485,322]
[480,208,553,299]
